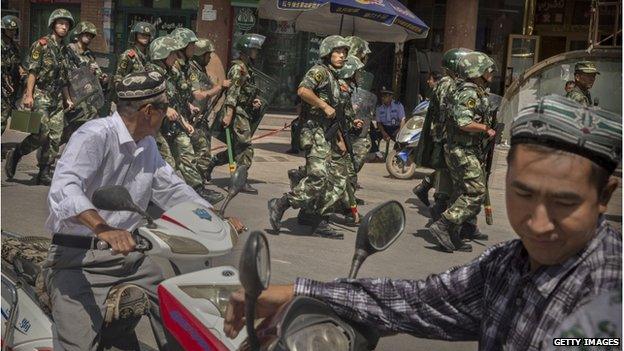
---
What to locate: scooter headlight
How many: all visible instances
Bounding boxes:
[285,322,351,351]
[151,230,209,255]
[179,284,241,317]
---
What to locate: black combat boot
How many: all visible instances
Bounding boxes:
[35,165,53,186]
[193,185,225,204]
[268,195,290,232]
[429,197,449,221]
[297,209,320,226]
[412,179,432,207]
[242,182,258,195]
[313,219,343,240]
[429,217,472,253]
[460,222,489,241]
[4,148,22,180]
[203,159,216,182]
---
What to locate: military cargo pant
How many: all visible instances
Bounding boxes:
[213,113,254,169]
[190,122,213,178]
[339,134,370,208]
[16,89,64,167]
[1,95,12,134]
[442,144,486,226]
[155,131,204,188]
[287,124,347,216]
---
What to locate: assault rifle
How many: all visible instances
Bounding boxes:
[483,94,504,225]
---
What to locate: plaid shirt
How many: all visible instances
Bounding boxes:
[295,219,621,350]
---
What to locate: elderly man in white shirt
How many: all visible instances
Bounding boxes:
[42,70,244,351]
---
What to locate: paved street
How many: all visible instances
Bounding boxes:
[1,128,622,351]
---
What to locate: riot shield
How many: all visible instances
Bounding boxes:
[351,87,377,137]
[211,67,278,143]
[68,65,105,110]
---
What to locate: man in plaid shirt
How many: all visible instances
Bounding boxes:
[225,95,622,350]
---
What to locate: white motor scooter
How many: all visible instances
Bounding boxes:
[386,100,428,179]
[1,165,250,351]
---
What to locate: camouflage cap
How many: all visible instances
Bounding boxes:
[48,8,74,30]
[511,94,621,173]
[319,35,350,58]
[575,61,600,75]
[194,38,216,57]
[171,27,198,47]
[1,15,20,30]
[116,70,167,100]
[149,35,185,61]
[442,48,472,76]
[337,55,364,79]
[73,21,97,37]
[458,51,496,79]
[130,22,156,40]
[345,36,371,60]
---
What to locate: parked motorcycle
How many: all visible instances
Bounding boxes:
[158,200,407,351]
[1,165,250,351]
[386,100,428,179]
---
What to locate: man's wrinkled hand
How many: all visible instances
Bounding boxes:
[96,228,136,255]
[224,285,295,339]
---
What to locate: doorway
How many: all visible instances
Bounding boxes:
[539,36,567,61]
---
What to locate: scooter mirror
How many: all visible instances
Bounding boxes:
[348,201,405,279]
[239,231,270,350]
[219,165,249,215]
[92,186,155,228]
[92,186,139,213]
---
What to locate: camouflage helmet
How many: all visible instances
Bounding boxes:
[458,51,496,79]
[442,48,472,76]
[194,38,216,57]
[149,36,185,61]
[235,33,265,54]
[345,36,371,60]
[319,35,350,58]
[130,22,156,42]
[338,55,364,79]
[73,21,97,37]
[48,8,75,30]
[1,15,20,31]
[171,27,198,47]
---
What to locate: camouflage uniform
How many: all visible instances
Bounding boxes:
[148,61,204,189]
[63,23,105,143]
[287,63,351,215]
[212,58,258,169]
[566,61,599,107]
[443,80,491,225]
[115,46,148,86]
[1,17,22,134]
[188,57,215,176]
[17,35,69,168]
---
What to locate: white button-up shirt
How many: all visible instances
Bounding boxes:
[45,112,212,236]
[376,100,406,127]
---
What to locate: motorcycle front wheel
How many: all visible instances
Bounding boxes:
[386,149,416,179]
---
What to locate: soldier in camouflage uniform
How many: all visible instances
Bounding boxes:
[187,38,230,181]
[566,61,599,106]
[429,51,496,253]
[204,33,266,194]
[1,15,23,135]
[413,48,471,219]
[5,9,74,185]
[147,35,223,204]
[62,21,109,143]
[269,35,363,238]
[113,22,155,94]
